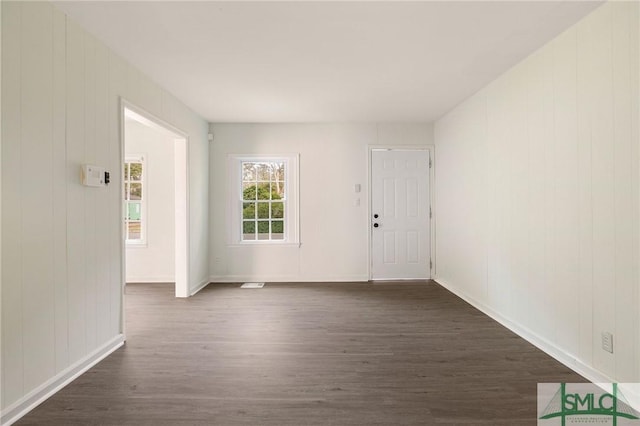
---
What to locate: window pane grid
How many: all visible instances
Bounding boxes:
[241,161,286,241]
[124,159,144,243]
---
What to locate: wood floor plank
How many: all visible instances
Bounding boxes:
[16,281,586,425]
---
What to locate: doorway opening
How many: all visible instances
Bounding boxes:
[121,101,188,299]
[369,147,434,280]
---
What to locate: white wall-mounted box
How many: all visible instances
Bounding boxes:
[81,164,109,187]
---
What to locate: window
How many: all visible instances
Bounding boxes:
[229,154,299,245]
[124,156,145,244]
[241,161,286,241]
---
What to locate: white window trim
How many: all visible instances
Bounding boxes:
[227,154,300,246]
[125,154,147,247]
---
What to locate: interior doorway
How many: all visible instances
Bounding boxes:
[121,101,188,298]
[369,148,433,280]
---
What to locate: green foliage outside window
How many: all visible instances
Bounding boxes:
[242,183,284,235]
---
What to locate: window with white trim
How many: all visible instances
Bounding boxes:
[124,156,145,244]
[229,154,299,245]
[242,161,286,241]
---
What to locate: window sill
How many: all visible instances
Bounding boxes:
[126,242,148,248]
[228,242,301,248]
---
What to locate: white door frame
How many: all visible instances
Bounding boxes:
[119,99,190,331]
[367,145,435,280]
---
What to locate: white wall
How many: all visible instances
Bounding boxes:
[125,119,175,283]
[0,0,4,411]
[1,1,209,421]
[434,1,639,387]
[209,123,433,282]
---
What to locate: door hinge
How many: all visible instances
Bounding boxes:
[429,158,432,169]
[430,258,433,269]
[429,206,432,219]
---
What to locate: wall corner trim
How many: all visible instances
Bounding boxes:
[1,335,125,426]
[189,278,210,297]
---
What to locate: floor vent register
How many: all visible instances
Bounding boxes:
[240,282,265,289]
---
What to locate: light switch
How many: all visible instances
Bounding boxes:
[354,184,361,193]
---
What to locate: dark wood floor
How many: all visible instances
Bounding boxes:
[17,281,585,425]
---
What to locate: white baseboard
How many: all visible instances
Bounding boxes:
[433,277,616,386]
[618,383,640,412]
[126,276,175,283]
[190,278,210,296]
[1,334,125,426]
[208,275,370,283]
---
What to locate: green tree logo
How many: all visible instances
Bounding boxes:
[539,383,640,425]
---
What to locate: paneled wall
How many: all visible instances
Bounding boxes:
[1,1,209,418]
[209,123,433,282]
[434,1,639,385]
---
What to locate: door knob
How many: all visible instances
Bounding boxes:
[373,223,379,228]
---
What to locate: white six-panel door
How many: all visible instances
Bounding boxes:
[371,149,430,280]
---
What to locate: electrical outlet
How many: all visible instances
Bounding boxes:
[601,332,614,353]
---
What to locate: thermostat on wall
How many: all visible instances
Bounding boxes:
[81,164,109,187]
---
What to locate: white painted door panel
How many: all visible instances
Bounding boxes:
[371,150,430,280]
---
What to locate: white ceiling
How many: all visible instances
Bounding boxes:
[54,1,602,123]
